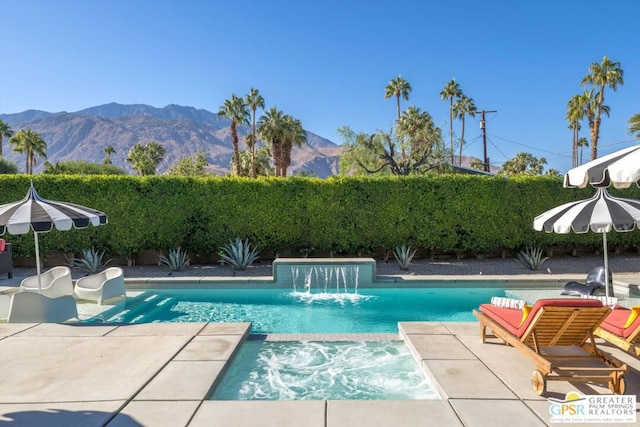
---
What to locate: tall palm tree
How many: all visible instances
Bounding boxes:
[281,116,307,177]
[258,107,287,177]
[581,56,624,159]
[452,95,477,165]
[9,129,47,174]
[566,94,587,168]
[218,94,249,176]
[576,137,589,166]
[384,75,412,121]
[440,79,462,164]
[244,88,265,178]
[0,119,14,158]
[628,113,640,138]
[103,145,115,165]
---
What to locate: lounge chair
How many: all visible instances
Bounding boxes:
[19,266,73,298]
[594,306,640,357]
[561,266,610,296]
[473,298,627,395]
[74,267,125,304]
[0,291,78,323]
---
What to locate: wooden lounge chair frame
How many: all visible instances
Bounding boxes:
[473,304,627,396]
[595,317,640,357]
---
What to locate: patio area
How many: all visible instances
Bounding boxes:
[1,319,639,427]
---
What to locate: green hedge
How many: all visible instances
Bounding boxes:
[1,174,639,262]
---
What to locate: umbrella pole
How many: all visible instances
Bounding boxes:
[34,232,42,293]
[603,232,611,298]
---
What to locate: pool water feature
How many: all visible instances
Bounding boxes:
[209,340,439,400]
[89,287,504,333]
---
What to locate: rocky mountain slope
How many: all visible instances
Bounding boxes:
[0,103,343,176]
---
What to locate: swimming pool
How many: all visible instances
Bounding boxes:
[210,340,439,400]
[88,287,505,333]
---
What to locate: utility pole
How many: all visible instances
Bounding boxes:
[479,109,497,172]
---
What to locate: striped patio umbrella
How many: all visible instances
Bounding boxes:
[564,144,640,189]
[0,182,107,291]
[533,187,640,297]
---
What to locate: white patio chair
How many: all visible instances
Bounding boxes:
[74,267,125,304]
[4,291,78,323]
[19,266,73,298]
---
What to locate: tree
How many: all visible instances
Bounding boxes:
[0,119,14,158]
[218,94,249,177]
[103,145,115,165]
[43,160,127,175]
[166,150,209,176]
[440,78,462,164]
[0,158,19,174]
[126,141,166,175]
[470,158,485,171]
[577,137,589,166]
[498,152,547,176]
[581,56,624,159]
[258,107,287,177]
[9,128,47,174]
[452,95,477,165]
[566,94,587,167]
[281,115,307,177]
[244,88,265,178]
[338,112,445,176]
[628,113,640,138]
[384,75,411,121]
[234,146,274,177]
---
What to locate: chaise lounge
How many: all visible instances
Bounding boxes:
[594,306,640,357]
[473,298,627,395]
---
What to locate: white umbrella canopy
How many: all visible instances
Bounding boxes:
[564,144,640,189]
[0,182,107,291]
[533,187,640,297]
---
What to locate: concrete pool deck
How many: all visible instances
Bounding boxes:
[2,320,640,427]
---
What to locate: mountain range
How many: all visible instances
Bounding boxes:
[0,103,343,176]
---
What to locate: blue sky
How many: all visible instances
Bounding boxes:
[1,0,638,172]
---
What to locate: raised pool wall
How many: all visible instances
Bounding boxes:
[121,257,631,292]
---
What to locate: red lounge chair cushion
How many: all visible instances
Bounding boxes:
[480,298,603,338]
[600,307,640,339]
[0,239,5,252]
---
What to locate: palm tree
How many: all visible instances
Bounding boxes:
[103,145,115,165]
[218,94,249,176]
[244,88,265,178]
[628,113,640,138]
[258,107,288,177]
[580,89,610,161]
[440,79,462,164]
[384,75,412,121]
[9,129,47,174]
[581,56,624,159]
[452,95,477,165]
[0,119,14,158]
[281,116,307,177]
[566,94,587,168]
[576,137,589,166]
[126,141,166,175]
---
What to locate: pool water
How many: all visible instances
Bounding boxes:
[209,340,439,400]
[90,287,504,333]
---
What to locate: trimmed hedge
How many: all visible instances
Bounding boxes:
[1,175,639,262]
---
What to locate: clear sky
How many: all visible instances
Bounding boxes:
[1,0,638,173]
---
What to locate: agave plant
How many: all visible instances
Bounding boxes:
[393,244,417,271]
[218,237,259,270]
[516,246,549,270]
[159,247,190,272]
[74,247,111,274]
